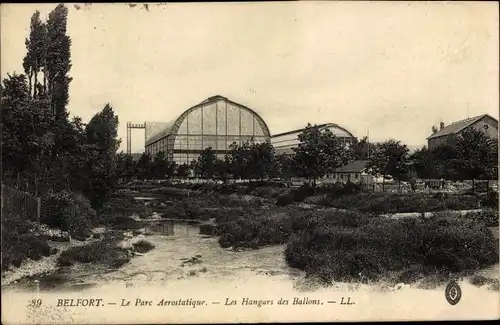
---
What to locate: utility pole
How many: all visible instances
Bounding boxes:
[367,129,370,159]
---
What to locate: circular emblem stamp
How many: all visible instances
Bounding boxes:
[445,281,462,305]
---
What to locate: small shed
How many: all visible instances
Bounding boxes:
[324,160,374,185]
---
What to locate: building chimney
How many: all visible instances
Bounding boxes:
[439,122,445,130]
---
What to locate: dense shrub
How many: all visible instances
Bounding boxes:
[480,191,498,209]
[464,210,499,227]
[249,186,287,199]
[1,213,53,271]
[218,213,293,248]
[276,192,294,207]
[41,190,95,239]
[317,182,363,197]
[58,240,130,268]
[106,216,145,230]
[275,184,316,206]
[160,205,187,219]
[285,216,498,283]
[217,209,372,249]
[293,184,316,201]
[132,240,155,253]
[320,192,481,214]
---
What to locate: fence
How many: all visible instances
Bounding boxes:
[1,184,40,222]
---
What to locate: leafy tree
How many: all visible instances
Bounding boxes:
[349,136,376,160]
[85,104,120,156]
[225,141,248,179]
[412,129,498,184]
[451,128,498,187]
[115,152,138,181]
[293,124,348,185]
[214,158,230,181]
[136,153,153,179]
[176,163,189,178]
[1,73,53,190]
[194,147,217,178]
[152,151,176,179]
[46,4,72,120]
[248,141,276,180]
[367,139,409,191]
[83,104,120,210]
[410,145,459,180]
[23,11,47,97]
[271,153,295,180]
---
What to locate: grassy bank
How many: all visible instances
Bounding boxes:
[216,205,498,284]
[315,192,481,214]
[285,214,498,284]
[217,207,373,249]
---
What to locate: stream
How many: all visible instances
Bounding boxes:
[2,223,302,292]
[2,222,499,323]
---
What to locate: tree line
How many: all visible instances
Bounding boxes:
[116,125,376,183]
[1,5,120,213]
[119,123,498,187]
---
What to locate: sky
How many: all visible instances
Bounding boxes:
[1,2,499,153]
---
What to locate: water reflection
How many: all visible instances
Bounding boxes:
[146,220,200,237]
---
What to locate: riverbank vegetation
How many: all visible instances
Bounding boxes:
[215,206,498,284]
[57,238,130,268]
[1,213,55,271]
[132,240,156,254]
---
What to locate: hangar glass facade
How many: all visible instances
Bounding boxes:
[145,96,271,164]
[271,123,356,155]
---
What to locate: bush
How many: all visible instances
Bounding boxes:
[132,240,155,253]
[318,182,363,197]
[285,216,498,283]
[276,192,294,207]
[1,213,53,271]
[465,210,499,227]
[217,209,372,249]
[41,190,95,239]
[160,205,187,219]
[58,240,130,268]
[250,186,287,199]
[107,216,145,230]
[275,185,315,206]
[480,191,498,209]
[320,192,481,214]
[218,213,293,249]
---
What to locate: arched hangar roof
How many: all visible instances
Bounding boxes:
[271,123,355,139]
[145,95,271,145]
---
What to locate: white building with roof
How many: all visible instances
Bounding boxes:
[427,114,498,150]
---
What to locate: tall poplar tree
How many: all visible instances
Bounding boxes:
[46,4,72,120]
[23,11,47,98]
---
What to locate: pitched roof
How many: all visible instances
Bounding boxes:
[334,160,369,173]
[427,114,490,139]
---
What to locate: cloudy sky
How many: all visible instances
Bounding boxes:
[2,2,498,152]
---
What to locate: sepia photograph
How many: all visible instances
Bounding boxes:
[1,1,499,323]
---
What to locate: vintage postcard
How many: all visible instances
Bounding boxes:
[1,1,499,324]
